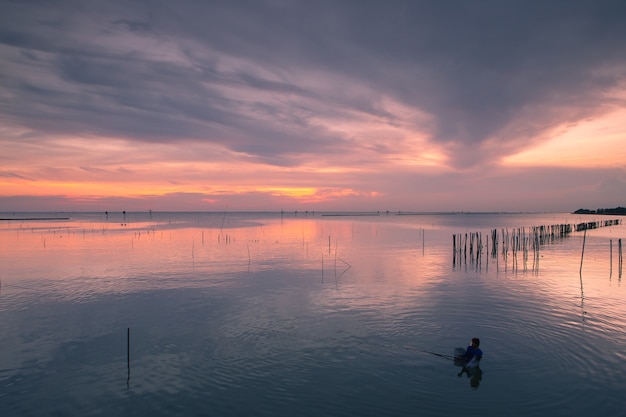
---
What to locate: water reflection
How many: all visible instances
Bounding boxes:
[1,212,626,416]
[458,366,483,389]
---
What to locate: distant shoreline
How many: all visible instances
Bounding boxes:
[1,209,623,218]
[573,207,626,215]
[0,217,70,221]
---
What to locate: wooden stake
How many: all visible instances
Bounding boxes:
[610,240,613,277]
[580,228,587,275]
[619,239,623,278]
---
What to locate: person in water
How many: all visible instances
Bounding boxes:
[458,338,483,387]
[464,337,482,366]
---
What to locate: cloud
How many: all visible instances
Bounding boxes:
[0,171,32,180]
[3,163,624,213]
[593,177,626,206]
[2,0,625,171]
[1,1,626,213]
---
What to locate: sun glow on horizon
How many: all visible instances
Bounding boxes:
[503,107,626,168]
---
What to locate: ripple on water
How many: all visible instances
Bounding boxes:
[2,213,626,417]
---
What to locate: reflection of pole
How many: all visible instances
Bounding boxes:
[127,328,130,386]
[579,229,586,323]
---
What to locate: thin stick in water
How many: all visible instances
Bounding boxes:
[619,238,623,279]
[580,228,587,275]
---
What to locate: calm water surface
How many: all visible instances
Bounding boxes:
[1,212,625,416]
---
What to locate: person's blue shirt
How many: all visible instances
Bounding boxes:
[465,345,483,362]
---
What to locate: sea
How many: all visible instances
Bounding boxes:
[1,211,625,417]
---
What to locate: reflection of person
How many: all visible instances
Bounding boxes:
[466,366,483,389]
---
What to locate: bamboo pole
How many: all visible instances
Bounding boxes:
[619,239,623,278]
[610,240,613,277]
[580,228,587,275]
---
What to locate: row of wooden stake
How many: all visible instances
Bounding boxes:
[453,219,623,275]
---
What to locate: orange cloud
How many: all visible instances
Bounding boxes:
[503,106,626,168]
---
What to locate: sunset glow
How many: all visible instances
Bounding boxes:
[1,1,625,212]
[503,107,626,168]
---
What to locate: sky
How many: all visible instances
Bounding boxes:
[1,0,626,213]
